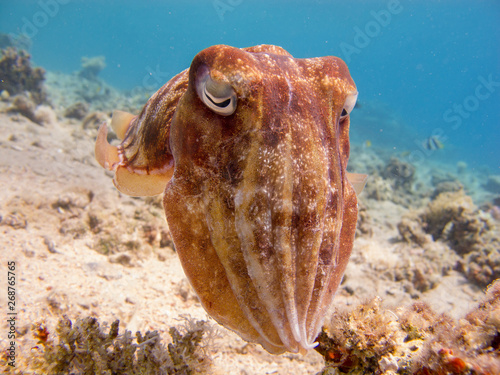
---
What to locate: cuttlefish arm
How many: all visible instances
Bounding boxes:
[95,69,189,196]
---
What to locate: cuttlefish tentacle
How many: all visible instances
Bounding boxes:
[95,122,120,170]
[95,121,174,196]
[111,110,137,140]
[95,69,189,196]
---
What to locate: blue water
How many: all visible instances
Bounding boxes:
[1,0,499,171]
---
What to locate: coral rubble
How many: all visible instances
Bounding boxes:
[316,280,500,374]
[398,190,500,287]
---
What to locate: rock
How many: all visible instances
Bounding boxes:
[0,89,10,100]
[34,105,57,126]
[0,212,28,229]
[10,94,37,122]
[109,253,133,266]
[43,236,57,253]
[64,101,89,119]
[78,55,106,80]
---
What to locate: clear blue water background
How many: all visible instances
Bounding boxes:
[1,0,499,171]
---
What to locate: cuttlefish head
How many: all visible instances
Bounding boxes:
[95,44,366,354]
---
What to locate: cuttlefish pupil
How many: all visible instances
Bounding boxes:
[198,70,237,116]
[95,44,367,354]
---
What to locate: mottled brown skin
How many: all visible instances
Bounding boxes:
[95,45,361,354]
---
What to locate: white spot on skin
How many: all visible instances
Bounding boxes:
[285,76,293,110]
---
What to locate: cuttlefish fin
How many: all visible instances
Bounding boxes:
[347,172,368,195]
[111,110,137,140]
[114,166,173,197]
[95,123,120,170]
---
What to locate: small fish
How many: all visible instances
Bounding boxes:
[364,140,372,148]
[424,136,444,150]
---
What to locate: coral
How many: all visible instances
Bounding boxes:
[383,157,415,190]
[34,104,57,126]
[484,175,500,194]
[7,94,55,125]
[421,191,476,243]
[64,101,89,119]
[0,32,31,51]
[363,157,423,207]
[397,215,431,247]
[356,201,373,237]
[430,171,459,187]
[82,111,109,130]
[316,281,500,374]
[488,205,500,221]
[79,55,106,80]
[456,161,467,174]
[364,174,393,201]
[0,47,46,103]
[44,69,150,115]
[315,297,400,374]
[398,191,500,287]
[27,316,211,374]
[9,94,37,122]
[0,33,13,49]
[431,181,463,199]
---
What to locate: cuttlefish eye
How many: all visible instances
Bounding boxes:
[340,92,358,120]
[198,74,237,116]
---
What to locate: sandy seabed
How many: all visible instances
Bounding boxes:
[0,101,497,374]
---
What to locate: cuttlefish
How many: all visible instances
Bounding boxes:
[95,44,367,354]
